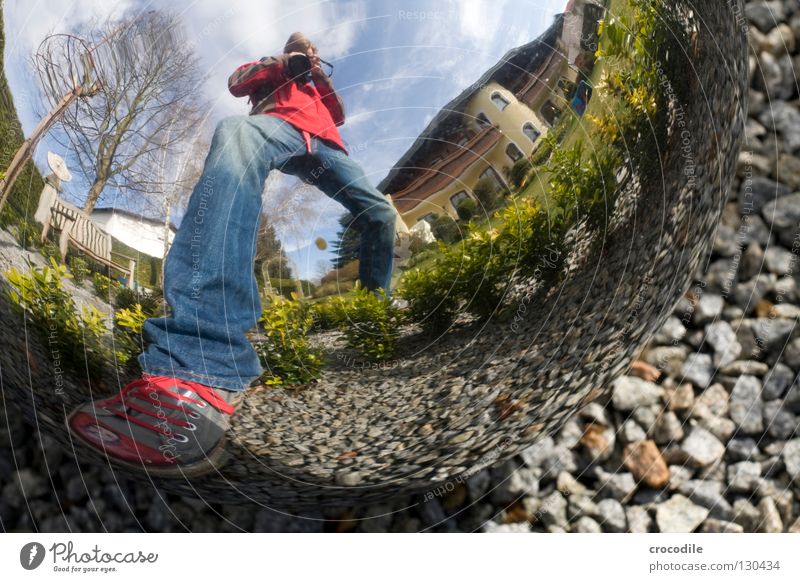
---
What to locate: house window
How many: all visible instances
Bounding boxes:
[491,91,510,111]
[450,190,471,210]
[476,112,491,128]
[540,100,561,126]
[558,76,576,97]
[479,166,502,188]
[417,212,437,224]
[506,142,523,162]
[522,122,541,143]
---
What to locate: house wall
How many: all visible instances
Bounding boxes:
[91,212,174,259]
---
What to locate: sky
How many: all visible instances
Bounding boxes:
[3,0,565,279]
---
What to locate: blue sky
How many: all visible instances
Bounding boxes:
[3,0,564,279]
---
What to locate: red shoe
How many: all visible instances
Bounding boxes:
[67,374,243,478]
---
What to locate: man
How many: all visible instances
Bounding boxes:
[67,32,398,477]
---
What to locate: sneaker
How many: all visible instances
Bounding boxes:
[390,296,409,310]
[67,374,243,478]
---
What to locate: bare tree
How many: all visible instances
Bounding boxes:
[34,9,205,213]
[142,126,211,286]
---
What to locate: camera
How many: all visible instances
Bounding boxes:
[287,52,312,82]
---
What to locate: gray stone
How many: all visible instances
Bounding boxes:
[763,363,794,399]
[625,506,652,533]
[620,419,647,444]
[782,337,800,370]
[727,438,761,462]
[764,246,796,275]
[678,480,733,520]
[700,415,738,444]
[729,375,764,433]
[694,383,730,418]
[782,439,800,482]
[763,400,797,439]
[732,499,762,532]
[757,497,783,533]
[645,346,689,378]
[694,294,725,325]
[751,317,796,355]
[727,461,762,492]
[653,316,687,345]
[680,426,726,467]
[655,494,710,533]
[538,490,567,527]
[682,353,714,388]
[739,241,764,281]
[759,101,800,153]
[746,1,786,33]
[611,376,664,411]
[594,498,627,533]
[733,275,774,313]
[706,321,742,367]
[720,360,769,376]
[483,521,532,533]
[668,465,694,491]
[762,193,800,246]
[595,469,637,503]
[652,411,685,444]
[701,519,744,533]
[739,176,792,214]
[573,516,603,533]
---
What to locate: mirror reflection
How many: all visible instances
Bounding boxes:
[0,0,745,507]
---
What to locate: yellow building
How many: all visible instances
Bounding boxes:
[380,0,603,228]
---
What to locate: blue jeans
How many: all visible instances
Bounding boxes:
[137,114,397,391]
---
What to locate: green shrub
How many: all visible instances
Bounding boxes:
[68,255,89,285]
[509,157,533,189]
[4,257,108,378]
[255,293,323,386]
[472,177,501,212]
[112,303,147,370]
[431,214,462,244]
[332,282,403,361]
[40,241,61,264]
[310,295,347,331]
[92,272,120,302]
[398,241,462,333]
[115,286,163,318]
[456,197,478,221]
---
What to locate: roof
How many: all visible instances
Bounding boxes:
[377,13,565,195]
[391,125,502,213]
[91,206,178,233]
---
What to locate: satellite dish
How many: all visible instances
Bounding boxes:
[47,152,72,182]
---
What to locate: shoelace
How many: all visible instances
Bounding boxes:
[100,375,235,437]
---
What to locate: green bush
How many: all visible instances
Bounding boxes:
[431,214,462,244]
[92,272,120,302]
[40,241,61,264]
[472,177,501,212]
[310,295,347,331]
[115,286,163,318]
[68,255,89,285]
[4,257,108,379]
[509,157,534,189]
[255,293,324,387]
[332,282,403,361]
[398,241,462,333]
[456,197,478,221]
[112,303,147,370]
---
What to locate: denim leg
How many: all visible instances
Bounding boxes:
[138,115,307,391]
[306,139,397,295]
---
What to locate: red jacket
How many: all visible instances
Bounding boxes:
[228,55,347,154]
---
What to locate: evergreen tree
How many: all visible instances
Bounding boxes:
[331,211,360,269]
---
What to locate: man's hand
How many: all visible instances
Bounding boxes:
[307,47,325,78]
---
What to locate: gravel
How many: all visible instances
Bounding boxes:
[1,0,798,534]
